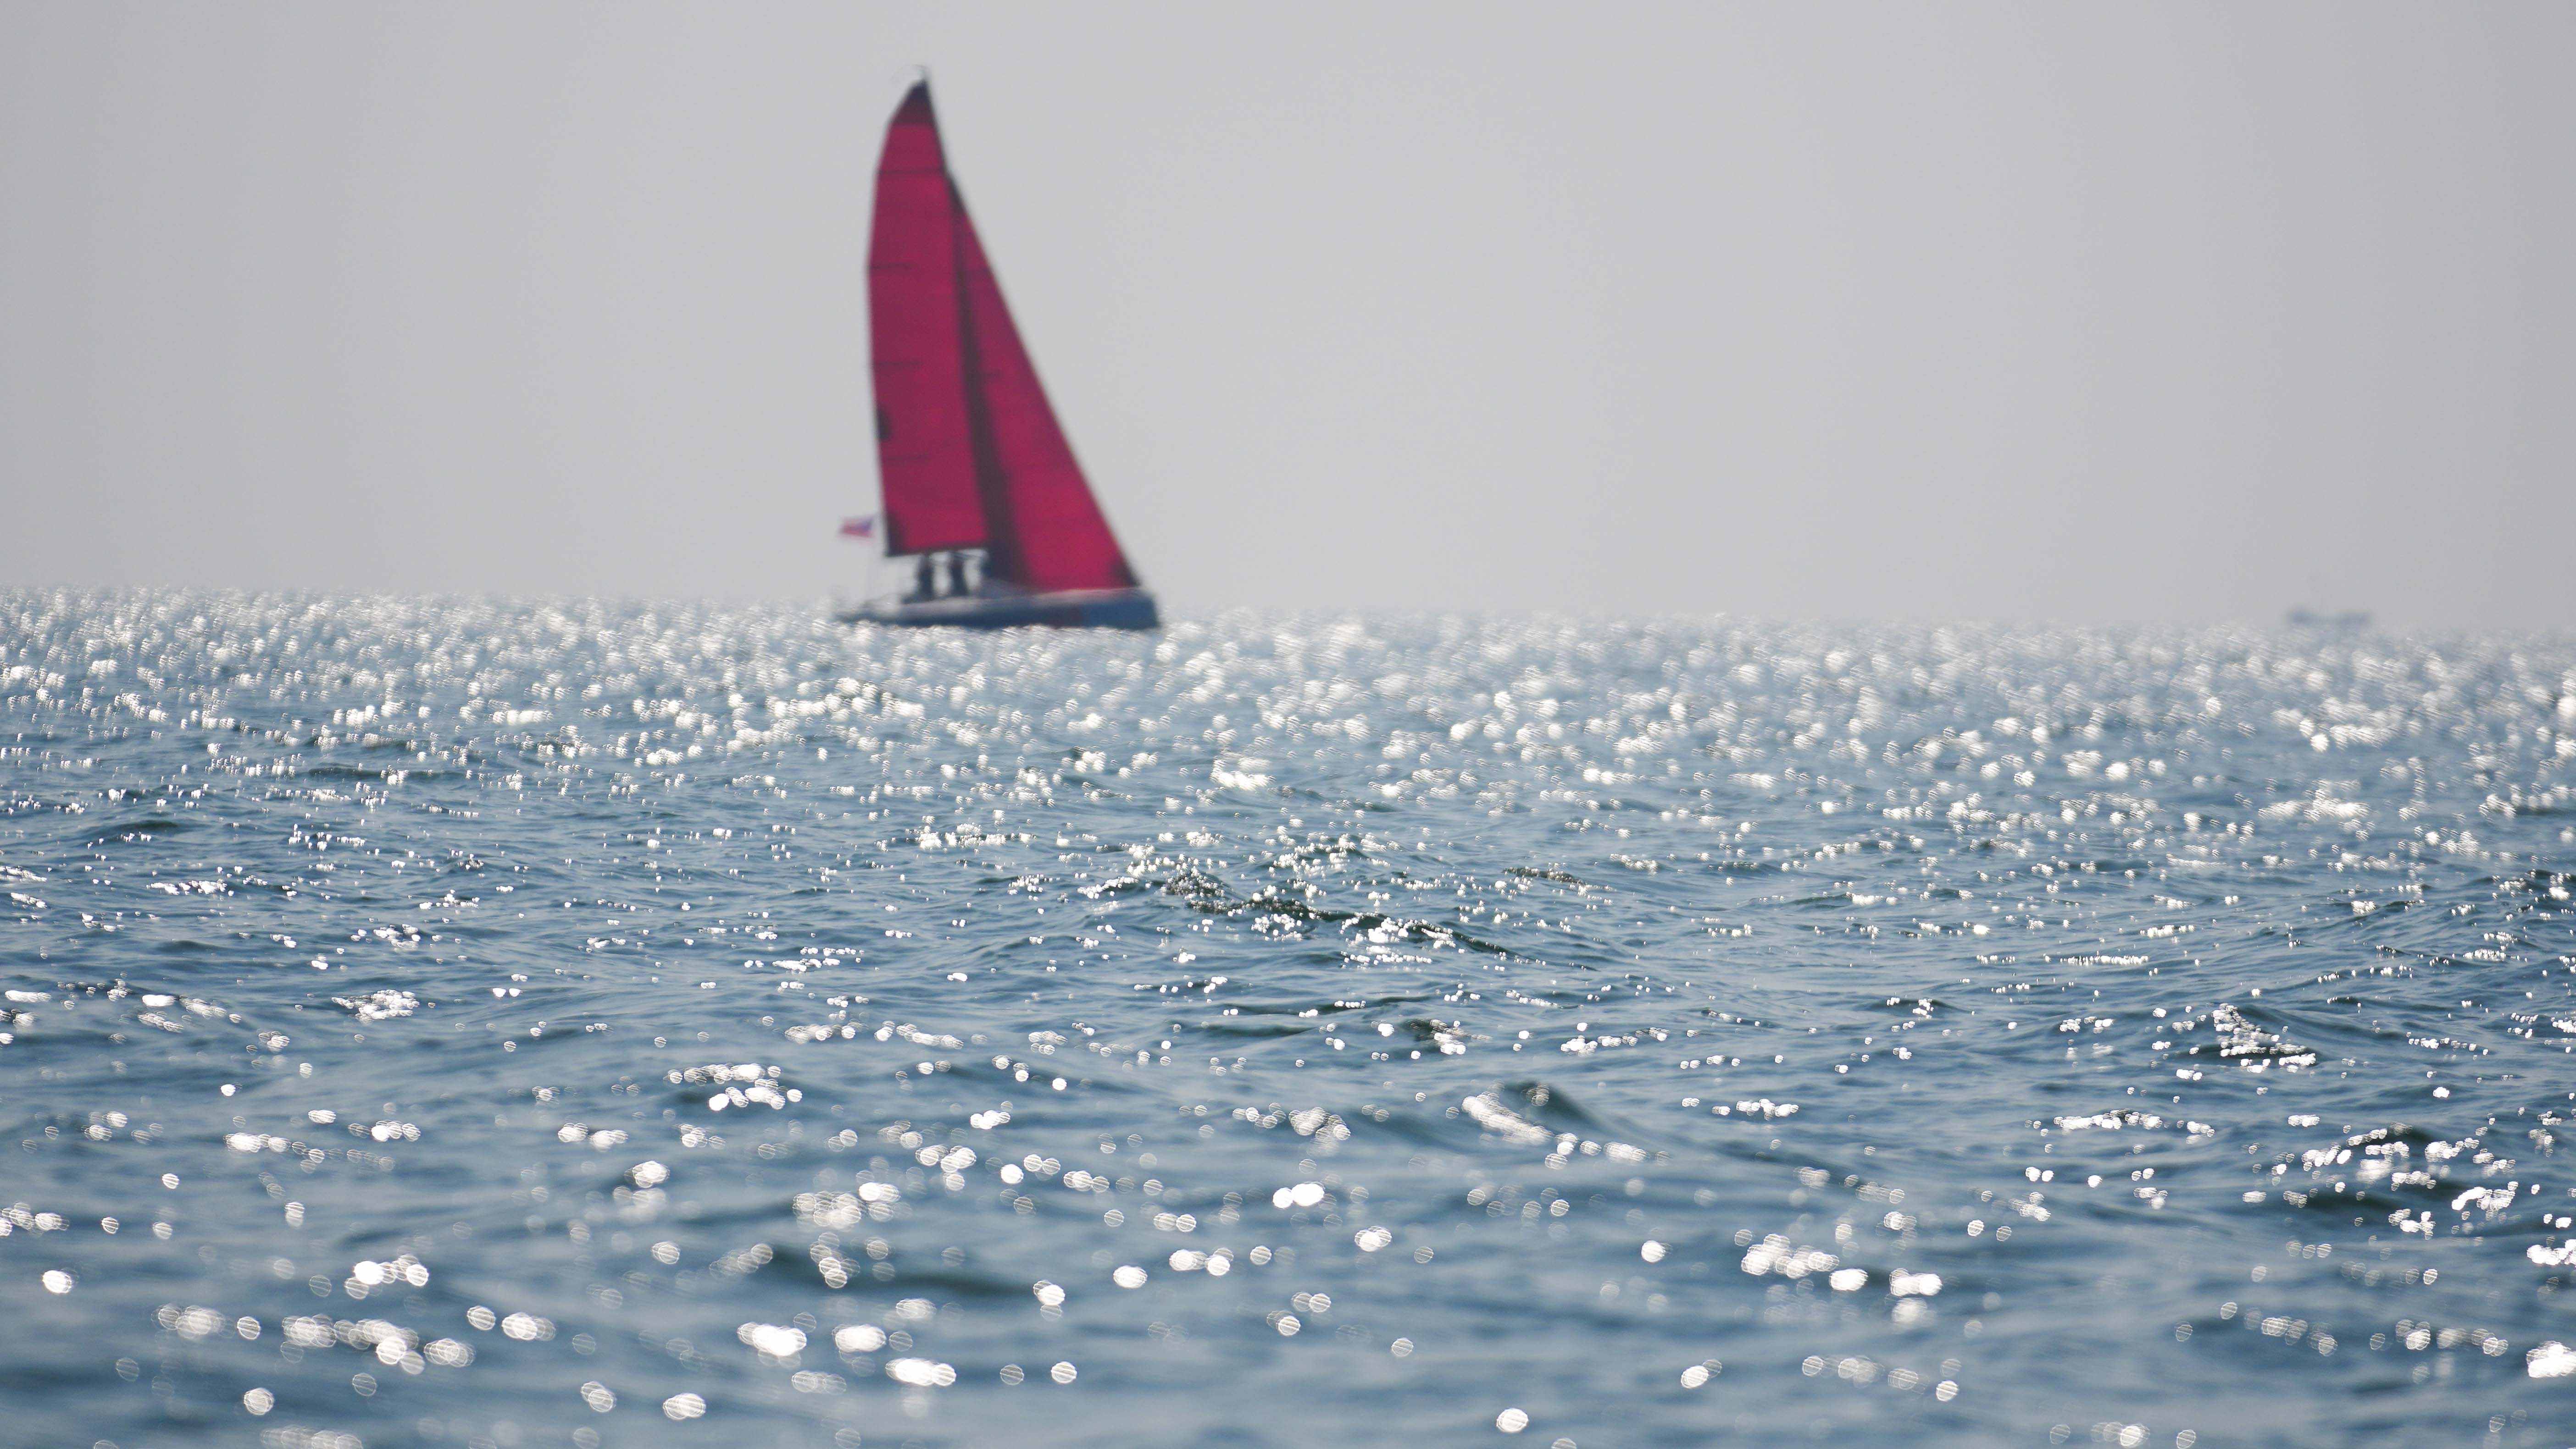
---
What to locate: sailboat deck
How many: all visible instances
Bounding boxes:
[838,586,1159,630]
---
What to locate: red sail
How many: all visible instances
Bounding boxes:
[866,85,987,556]
[953,197,1140,592]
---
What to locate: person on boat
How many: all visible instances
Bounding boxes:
[909,554,936,603]
[947,551,972,597]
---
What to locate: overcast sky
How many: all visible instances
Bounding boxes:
[4,4,2569,627]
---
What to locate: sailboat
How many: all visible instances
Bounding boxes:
[837,81,1159,630]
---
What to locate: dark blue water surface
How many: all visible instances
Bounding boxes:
[5,592,2574,1449]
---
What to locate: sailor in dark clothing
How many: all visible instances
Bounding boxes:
[910,554,937,603]
[947,551,973,597]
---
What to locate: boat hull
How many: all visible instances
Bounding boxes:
[838,587,1160,630]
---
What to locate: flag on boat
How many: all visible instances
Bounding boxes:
[839,515,877,539]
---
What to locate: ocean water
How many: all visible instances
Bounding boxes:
[5,591,2574,1449]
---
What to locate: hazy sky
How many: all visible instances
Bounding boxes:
[5,4,2570,626]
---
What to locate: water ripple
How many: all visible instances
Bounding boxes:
[2,592,2572,1446]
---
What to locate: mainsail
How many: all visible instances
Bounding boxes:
[866,85,985,556]
[866,82,1139,592]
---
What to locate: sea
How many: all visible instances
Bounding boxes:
[4,591,2573,1449]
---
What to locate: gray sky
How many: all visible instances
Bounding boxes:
[4,3,2570,626]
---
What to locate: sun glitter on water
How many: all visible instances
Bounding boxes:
[2,591,2573,1447]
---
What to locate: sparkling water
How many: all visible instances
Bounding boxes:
[5,592,2572,1447]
